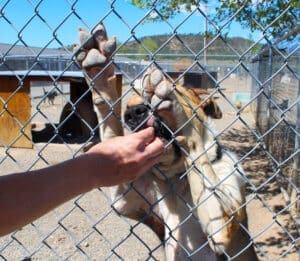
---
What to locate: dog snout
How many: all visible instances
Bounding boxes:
[124,104,149,131]
[124,103,174,143]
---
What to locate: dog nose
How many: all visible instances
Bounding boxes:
[124,104,149,131]
[125,104,148,119]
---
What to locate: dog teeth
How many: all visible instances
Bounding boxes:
[82,49,107,68]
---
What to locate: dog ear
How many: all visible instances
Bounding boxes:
[202,98,222,119]
[192,89,222,119]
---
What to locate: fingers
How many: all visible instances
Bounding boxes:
[135,128,164,156]
[133,127,156,145]
[132,127,164,159]
[144,137,164,158]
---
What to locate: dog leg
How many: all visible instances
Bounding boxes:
[187,91,257,259]
[167,84,248,255]
[74,23,122,140]
[75,24,134,211]
[75,24,168,240]
[207,153,258,260]
[140,67,250,256]
[140,67,233,254]
[186,137,255,258]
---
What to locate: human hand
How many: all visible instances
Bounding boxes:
[86,127,164,187]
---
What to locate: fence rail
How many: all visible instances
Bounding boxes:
[0,0,299,260]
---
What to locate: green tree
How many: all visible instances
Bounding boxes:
[131,0,300,39]
[138,37,158,53]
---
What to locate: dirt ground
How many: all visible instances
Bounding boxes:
[0,77,298,260]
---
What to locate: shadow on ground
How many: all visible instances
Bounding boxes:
[32,123,99,144]
[220,128,280,196]
[219,127,299,259]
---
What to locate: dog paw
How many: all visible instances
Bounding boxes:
[74,23,116,80]
[141,67,174,107]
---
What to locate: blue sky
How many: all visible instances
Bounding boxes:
[0,0,261,48]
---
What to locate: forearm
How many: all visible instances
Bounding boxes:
[0,154,96,236]
[0,128,163,236]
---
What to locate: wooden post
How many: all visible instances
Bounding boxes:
[116,73,123,98]
[0,76,32,148]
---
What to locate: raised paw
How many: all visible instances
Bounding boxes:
[141,67,174,110]
[74,23,116,80]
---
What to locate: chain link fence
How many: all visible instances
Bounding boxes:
[251,43,300,228]
[0,0,299,260]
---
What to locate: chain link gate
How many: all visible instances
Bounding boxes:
[0,0,299,260]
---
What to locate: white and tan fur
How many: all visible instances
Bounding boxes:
[74,23,258,260]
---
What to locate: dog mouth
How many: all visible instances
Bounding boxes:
[124,103,173,142]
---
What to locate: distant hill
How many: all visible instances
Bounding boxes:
[118,33,261,58]
[0,33,262,62]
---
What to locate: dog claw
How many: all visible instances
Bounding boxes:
[150,69,164,86]
[142,91,153,103]
[175,135,187,146]
[158,100,173,111]
[79,27,95,49]
[73,44,87,63]
[155,81,172,99]
[143,74,154,92]
[82,49,107,68]
[141,67,174,106]
[101,37,116,56]
[76,50,87,64]
[76,23,114,73]
[151,94,163,108]
[93,23,108,44]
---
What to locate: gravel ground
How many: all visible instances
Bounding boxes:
[0,77,298,260]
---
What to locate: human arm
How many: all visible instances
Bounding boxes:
[0,127,163,236]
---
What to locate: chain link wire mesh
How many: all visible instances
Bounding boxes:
[0,0,299,260]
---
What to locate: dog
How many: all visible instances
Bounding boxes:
[74,23,258,260]
[43,88,57,105]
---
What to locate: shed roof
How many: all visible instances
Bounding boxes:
[0,43,71,57]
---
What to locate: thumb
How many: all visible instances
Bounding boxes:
[133,127,155,145]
